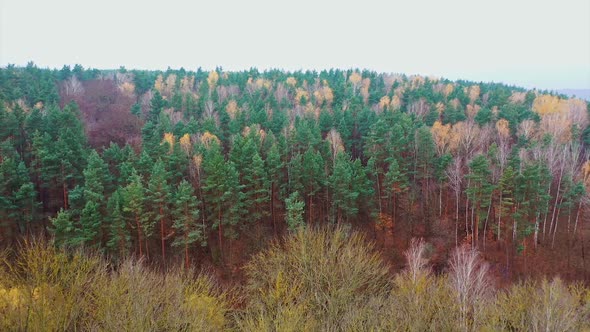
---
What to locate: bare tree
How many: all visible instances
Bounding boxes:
[446,157,463,246]
[448,247,491,332]
[404,238,430,283]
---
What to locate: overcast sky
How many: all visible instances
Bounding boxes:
[1,0,589,90]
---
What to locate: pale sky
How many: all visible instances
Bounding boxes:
[1,0,589,90]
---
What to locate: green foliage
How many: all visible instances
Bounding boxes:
[284,191,305,231]
[172,180,204,260]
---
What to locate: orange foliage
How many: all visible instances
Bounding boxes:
[226,100,238,120]
[495,119,510,139]
[468,85,480,104]
[391,95,402,111]
[360,78,371,104]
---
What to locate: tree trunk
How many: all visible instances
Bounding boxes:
[376,173,382,215]
[574,200,583,236]
[549,167,564,244]
[136,215,143,257]
[455,189,459,246]
[160,205,166,261]
[271,182,276,234]
[184,209,189,269]
[218,207,223,262]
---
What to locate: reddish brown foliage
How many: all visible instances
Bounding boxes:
[60,79,142,149]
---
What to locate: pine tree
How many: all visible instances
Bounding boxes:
[466,155,495,248]
[243,151,269,224]
[147,159,171,260]
[83,150,109,204]
[149,90,166,122]
[172,180,203,268]
[266,142,283,233]
[122,170,150,257]
[77,200,101,247]
[106,190,130,258]
[202,140,243,262]
[329,152,359,224]
[51,209,75,247]
[285,191,305,231]
[384,157,409,230]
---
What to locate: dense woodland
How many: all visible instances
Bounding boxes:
[1,63,590,281]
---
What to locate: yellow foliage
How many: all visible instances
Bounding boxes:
[444,83,454,97]
[154,74,164,92]
[0,287,24,309]
[119,82,135,97]
[348,71,362,86]
[379,96,391,111]
[466,104,481,119]
[226,100,238,119]
[532,94,562,115]
[435,102,445,115]
[410,75,425,89]
[180,75,195,94]
[34,101,44,109]
[286,77,297,87]
[361,78,371,104]
[200,131,220,149]
[255,78,272,90]
[162,132,175,153]
[391,95,402,111]
[164,74,177,95]
[431,121,455,156]
[294,88,309,105]
[193,154,203,170]
[179,134,191,155]
[207,71,219,90]
[496,119,510,139]
[468,85,480,104]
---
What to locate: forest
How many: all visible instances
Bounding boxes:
[1,63,590,330]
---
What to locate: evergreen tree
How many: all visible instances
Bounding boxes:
[51,209,75,247]
[466,155,495,247]
[329,152,359,224]
[122,170,151,257]
[147,159,171,260]
[266,142,284,232]
[202,140,244,262]
[285,191,305,231]
[106,190,130,258]
[172,180,203,268]
[384,157,410,229]
[77,200,101,247]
